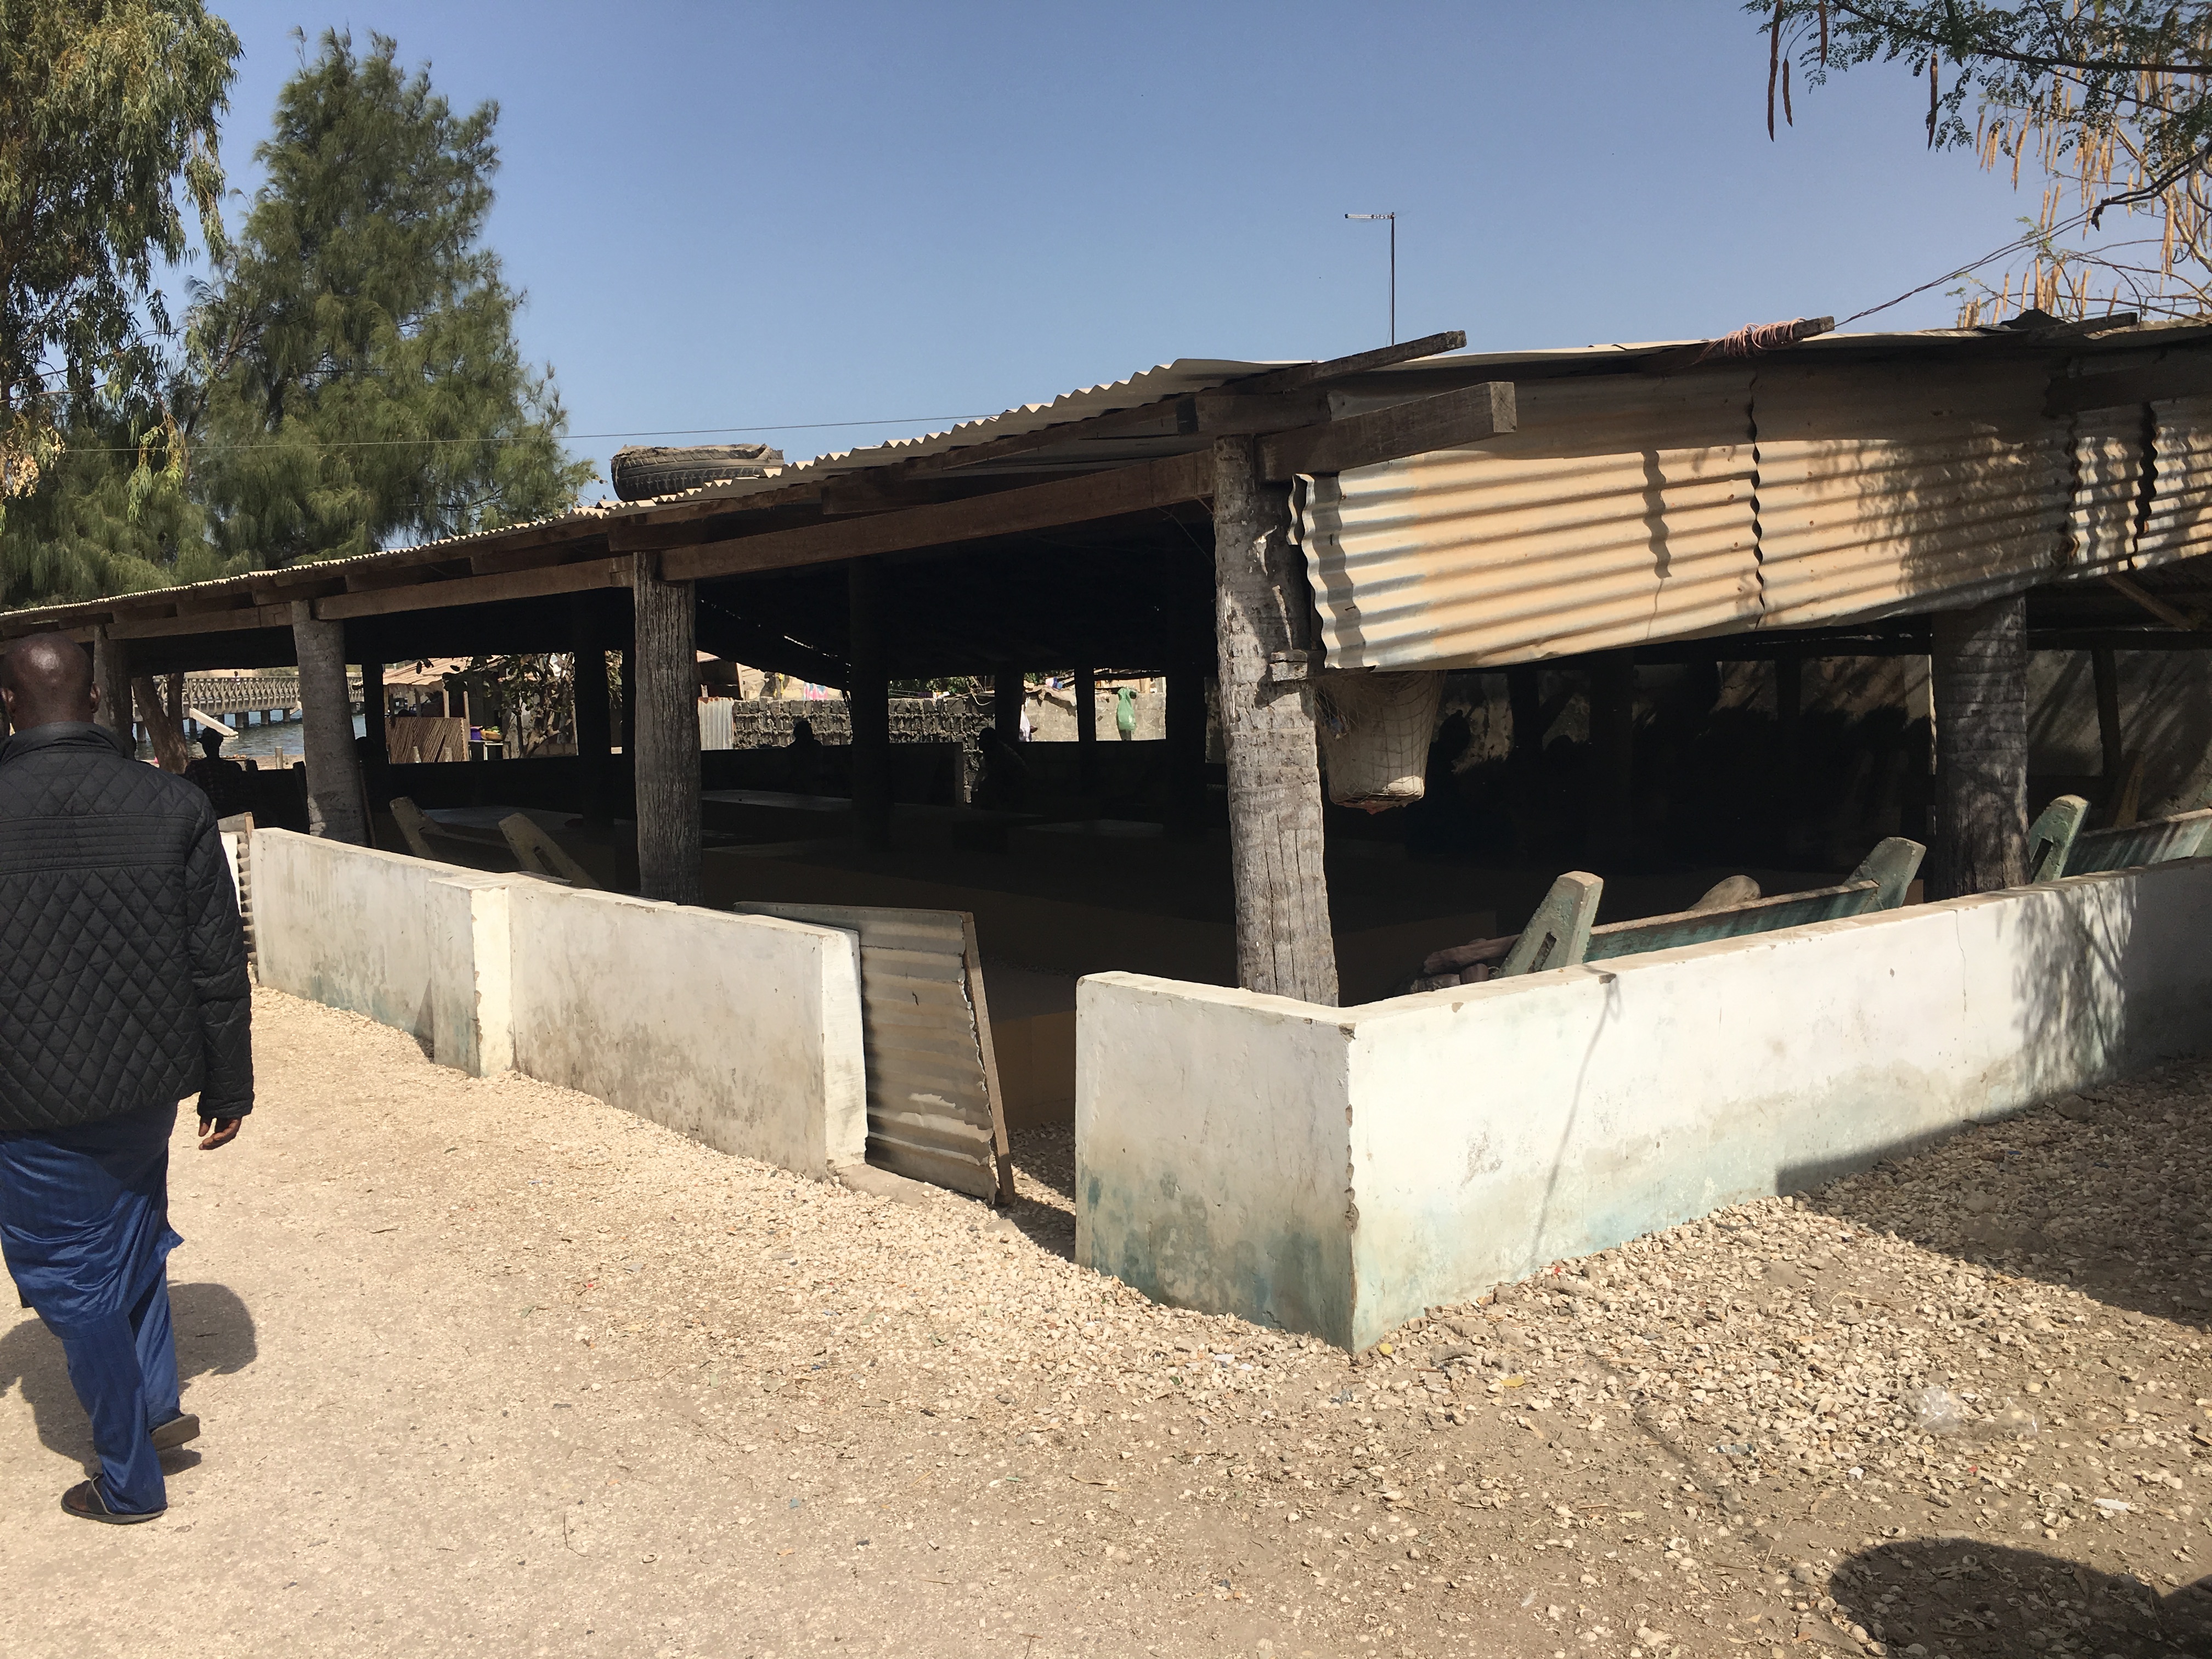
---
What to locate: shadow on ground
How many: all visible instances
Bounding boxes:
[0,1281,257,1457]
[1787,1066,2212,1338]
[1835,1537,2212,1656]
[1005,1125,1076,1260]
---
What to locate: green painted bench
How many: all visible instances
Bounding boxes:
[1409,837,1926,989]
[2026,795,2212,884]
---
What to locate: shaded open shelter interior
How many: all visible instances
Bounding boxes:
[14,316,2212,1130]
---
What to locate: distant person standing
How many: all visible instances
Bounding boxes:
[183,728,255,821]
[0,636,253,1524]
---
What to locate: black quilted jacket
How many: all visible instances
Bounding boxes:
[0,722,253,1133]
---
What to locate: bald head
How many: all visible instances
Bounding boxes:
[0,635,97,731]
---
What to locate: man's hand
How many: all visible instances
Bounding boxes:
[197,1115,242,1151]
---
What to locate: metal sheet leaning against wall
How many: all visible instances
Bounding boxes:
[1747,358,2073,628]
[1293,371,1759,670]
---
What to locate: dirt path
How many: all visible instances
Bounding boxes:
[2,989,2208,1658]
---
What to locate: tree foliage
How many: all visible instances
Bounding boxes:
[0,0,235,551]
[1756,2,2212,320]
[187,30,592,567]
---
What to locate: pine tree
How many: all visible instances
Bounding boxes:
[0,0,238,601]
[189,30,592,567]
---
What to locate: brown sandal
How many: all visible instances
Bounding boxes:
[61,1479,163,1525]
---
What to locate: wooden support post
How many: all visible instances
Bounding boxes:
[291,603,369,844]
[1588,650,1637,860]
[994,667,1023,744]
[571,594,612,830]
[1930,595,2029,899]
[848,559,891,847]
[92,626,132,748]
[2091,645,2125,792]
[132,674,189,772]
[1211,435,1338,1005]
[1506,665,1542,769]
[1075,666,1099,792]
[632,552,702,904]
[359,661,387,766]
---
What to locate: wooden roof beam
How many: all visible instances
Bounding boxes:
[664,451,1214,583]
[312,555,630,621]
[1261,381,1516,478]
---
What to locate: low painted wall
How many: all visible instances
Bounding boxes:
[251,831,866,1177]
[253,831,492,1057]
[1077,856,2212,1351]
[506,882,866,1176]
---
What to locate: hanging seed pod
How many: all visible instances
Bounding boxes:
[1767,0,1782,140]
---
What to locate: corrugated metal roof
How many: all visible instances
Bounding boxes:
[1297,373,1760,665]
[1296,349,2212,672]
[1751,359,2072,629]
[16,318,2212,645]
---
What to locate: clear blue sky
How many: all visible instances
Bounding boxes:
[196,2,2035,487]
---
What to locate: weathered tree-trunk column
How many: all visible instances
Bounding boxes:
[1929,595,2029,899]
[570,595,612,830]
[291,603,369,844]
[1075,666,1099,792]
[632,553,701,904]
[132,674,189,772]
[848,559,891,848]
[92,627,132,748]
[1211,435,1338,1005]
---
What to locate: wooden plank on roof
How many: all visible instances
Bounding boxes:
[1236,330,1467,396]
[662,450,1215,582]
[2047,358,2212,417]
[1260,381,1516,478]
[312,556,630,620]
[893,394,1201,478]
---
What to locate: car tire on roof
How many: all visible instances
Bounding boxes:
[610,443,783,502]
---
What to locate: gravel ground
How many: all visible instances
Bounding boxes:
[2,989,2208,1658]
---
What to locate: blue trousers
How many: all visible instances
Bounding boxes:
[0,1102,182,1514]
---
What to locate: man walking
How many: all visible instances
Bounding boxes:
[0,636,252,1523]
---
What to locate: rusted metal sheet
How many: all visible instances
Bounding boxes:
[1295,373,1759,669]
[1295,358,2212,670]
[2138,394,2212,567]
[731,901,1012,1203]
[2068,404,2149,576]
[1750,360,2071,628]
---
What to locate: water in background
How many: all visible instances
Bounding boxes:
[137,713,365,765]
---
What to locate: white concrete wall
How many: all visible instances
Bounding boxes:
[505,883,867,1177]
[253,831,482,1054]
[1075,977,1355,1342]
[251,831,866,1176]
[1079,856,2212,1351]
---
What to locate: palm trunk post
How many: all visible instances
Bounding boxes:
[1929,595,2029,899]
